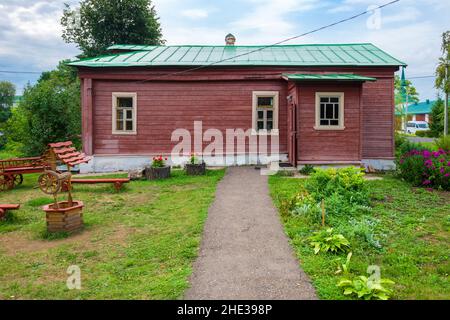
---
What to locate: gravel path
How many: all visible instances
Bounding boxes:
[185,166,317,300]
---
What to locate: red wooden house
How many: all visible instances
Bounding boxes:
[68,36,406,172]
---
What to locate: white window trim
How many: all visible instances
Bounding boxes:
[112,92,137,135]
[314,92,345,130]
[251,91,279,136]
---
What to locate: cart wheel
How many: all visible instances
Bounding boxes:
[0,174,14,191]
[38,172,61,195]
[13,174,23,186]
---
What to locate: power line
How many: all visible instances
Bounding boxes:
[139,0,401,83]
[407,75,435,79]
[0,70,42,74]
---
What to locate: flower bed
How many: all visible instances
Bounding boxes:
[398,149,449,190]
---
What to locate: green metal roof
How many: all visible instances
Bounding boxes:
[283,73,376,81]
[395,99,439,115]
[68,43,406,68]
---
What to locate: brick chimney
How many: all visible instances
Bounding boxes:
[225,33,236,46]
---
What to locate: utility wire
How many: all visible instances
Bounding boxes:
[0,70,42,74]
[138,0,401,83]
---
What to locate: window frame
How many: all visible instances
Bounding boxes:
[251,91,279,135]
[314,92,345,130]
[112,92,137,135]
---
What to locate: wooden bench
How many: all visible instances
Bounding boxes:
[66,178,130,191]
[0,204,20,220]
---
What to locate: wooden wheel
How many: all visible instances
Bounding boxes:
[13,174,23,186]
[0,174,14,191]
[38,171,61,195]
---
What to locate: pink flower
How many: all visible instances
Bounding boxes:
[432,151,440,158]
[440,167,445,174]
[422,150,431,158]
[422,180,432,185]
[445,173,450,177]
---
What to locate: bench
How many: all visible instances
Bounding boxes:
[65,178,130,191]
[0,204,20,220]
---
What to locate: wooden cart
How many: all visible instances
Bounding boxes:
[0,157,50,191]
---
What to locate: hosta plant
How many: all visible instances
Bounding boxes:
[309,228,350,254]
[335,252,353,275]
[337,276,395,300]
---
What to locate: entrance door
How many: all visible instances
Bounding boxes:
[288,102,298,166]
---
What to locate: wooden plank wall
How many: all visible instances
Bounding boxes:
[92,80,288,155]
[296,82,362,162]
[79,66,397,160]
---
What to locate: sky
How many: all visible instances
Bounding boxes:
[0,0,448,100]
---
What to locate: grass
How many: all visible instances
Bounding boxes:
[269,175,450,300]
[0,169,224,299]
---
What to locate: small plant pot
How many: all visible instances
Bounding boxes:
[42,201,84,233]
[145,166,171,180]
[185,162,206,175]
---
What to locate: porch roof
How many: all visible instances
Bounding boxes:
[282,73,377,81]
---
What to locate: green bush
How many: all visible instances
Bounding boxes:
[305,167,368,205]
[435,135,450,151]
[299,164,315,175]
[337,275,395,300]
[415,130,433,137]
[397,149,449,190]
[309,228,350,254]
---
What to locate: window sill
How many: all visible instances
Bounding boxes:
[313,126,346,131]
[112,131,137,135]
[250,129,279,136]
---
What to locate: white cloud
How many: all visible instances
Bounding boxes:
[181,9,209,19]
[231,0,321,36]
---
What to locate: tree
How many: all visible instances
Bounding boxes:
[61,0,164,57]
[0,81,15,123]
[394,75,419,106]
[4,61,81,156]
[430,97,450,137]
[435,31,450,135]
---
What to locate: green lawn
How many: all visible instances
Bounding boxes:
[269,175,450,300]
[0,169,224,299]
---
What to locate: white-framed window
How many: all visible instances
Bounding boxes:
[314,92,345,130]
[112,92,137,135]
[252,91,279,135]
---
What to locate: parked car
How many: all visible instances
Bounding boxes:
[406,121,429,135]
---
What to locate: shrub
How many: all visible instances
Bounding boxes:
[299,164,315,175]
[415,130,433,137]
[397,149,449,190]
[435,135,450,151]
[309,228,350,254]
[337,275,395,300]
[305,167,368,205]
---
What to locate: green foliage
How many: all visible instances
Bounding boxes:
[397,149,449,190]
[4,61,81,156]
[305,167,368,205]
[61,0,164,57]
[435,31,450,94]
[0,81,15,123]
[299,164,315,175]
[335,252,352,275]
[269,175,450,299]
[309,228,350,254]
[151,155,167,168]
[429,98,450,137]
[395,136,427,157]
[337,275,395,300]
[394,75,419,106]
[415,130,433,137]
[435,135,450,151]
